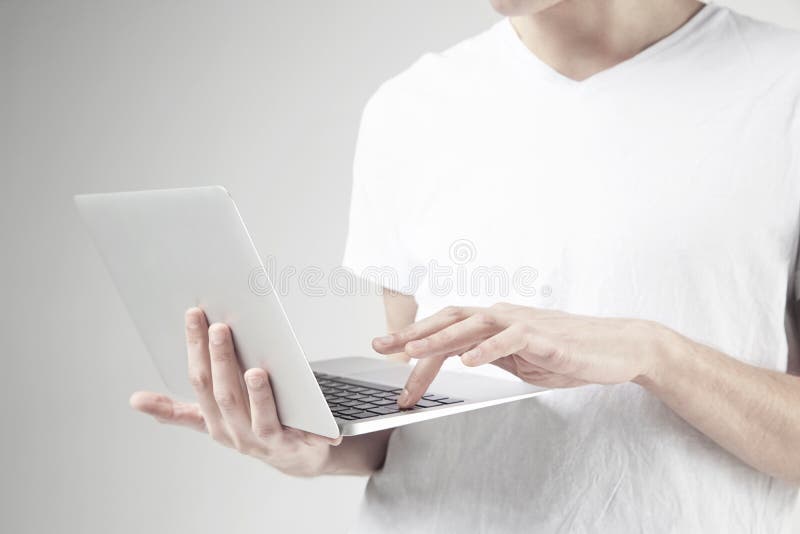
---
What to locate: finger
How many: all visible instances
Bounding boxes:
[460,324,528,366]
[244,369,283,443]
[403,312,506,359]
[398,355,448,408]
[208,323,252,442]
[371,306,481,354]
[129,391,206,432]
[185,308,226,439]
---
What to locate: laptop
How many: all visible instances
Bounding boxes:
[75,186,548,438]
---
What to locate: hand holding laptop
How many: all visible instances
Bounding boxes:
[130,308,342,477]
[77,187,547,441]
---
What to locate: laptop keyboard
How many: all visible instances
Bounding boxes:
[314,371,463,421]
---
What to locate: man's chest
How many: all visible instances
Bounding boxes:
[402,99,800,280]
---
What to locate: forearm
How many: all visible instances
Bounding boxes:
[636,324,800,482]
[322,428,393,476]
[316,291,410,476]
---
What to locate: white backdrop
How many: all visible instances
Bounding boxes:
[2,1,799,533]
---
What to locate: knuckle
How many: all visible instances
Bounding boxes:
[210,349,233,362]
[186,335,203,347]
[396,327,414,342]
[434,329,452,344]
[188,372,211,391]
[473,312,495,326]
[442,306,464,320]
[214,391,238,409]
[254,426,274,440]
[520,322,536,337]
[234,439,259,456]
[523,332,538,353]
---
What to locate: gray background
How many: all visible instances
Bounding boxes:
[2,1,799,533]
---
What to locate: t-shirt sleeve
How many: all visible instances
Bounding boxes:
[792,96,800,301]
[341,89,416,295]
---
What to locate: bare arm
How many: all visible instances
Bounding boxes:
[372,302,800,482]
[635,325,800,482]
[324,290,418,474]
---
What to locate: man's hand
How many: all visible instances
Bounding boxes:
[130,308,341,477]
[371,303,661,408]
[372,302,800,482]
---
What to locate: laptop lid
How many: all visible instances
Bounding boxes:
[75,186,339,438]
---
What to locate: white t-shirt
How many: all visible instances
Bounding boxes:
[343,5,800,533]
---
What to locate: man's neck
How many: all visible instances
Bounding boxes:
[511,0,706,81]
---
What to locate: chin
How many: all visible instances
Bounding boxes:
[489,0,562,16]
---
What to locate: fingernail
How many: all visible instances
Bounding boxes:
[210,328,226,345]
[187,318,200,329]
[375,335,394,345]
[406,339,428,354]
[246,373,264,388]
[397,388,410,406]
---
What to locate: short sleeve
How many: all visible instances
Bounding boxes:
[341,89,416,295]
[792,95,800,300]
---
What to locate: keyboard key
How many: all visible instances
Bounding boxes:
[349,411,377,419]
[316,373,462,419]
[368,405,401,415]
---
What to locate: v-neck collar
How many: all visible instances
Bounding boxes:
[497,3,723,90]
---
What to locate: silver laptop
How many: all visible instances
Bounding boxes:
[75,186,547,438]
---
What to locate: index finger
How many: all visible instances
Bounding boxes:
[372,306,481,354]
[398,355,448,408]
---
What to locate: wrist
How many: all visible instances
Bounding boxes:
[633,320,692,391]
[319,444,340,476]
